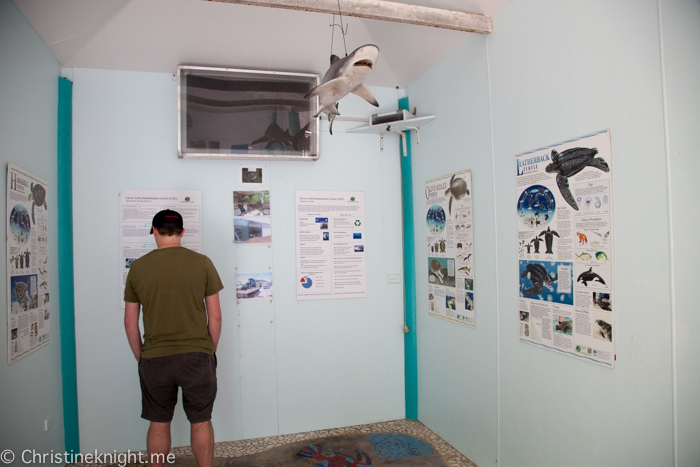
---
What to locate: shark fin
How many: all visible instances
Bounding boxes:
[351,83,379,107]
[330,54,341,65]
[305,79,346,99]
[329,114,336,135]
[251,136,268,145]
[328,103,340,115]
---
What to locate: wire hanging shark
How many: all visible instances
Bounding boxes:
[305,44,380,135]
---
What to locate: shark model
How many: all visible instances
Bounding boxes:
[251,121,310,151]
[305,44,380,135]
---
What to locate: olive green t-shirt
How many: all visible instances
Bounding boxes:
[124,247,224,358]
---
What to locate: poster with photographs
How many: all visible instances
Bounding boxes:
[516,130,615,368]
[7,164,50,364]
[236,272,273,299]
[425,170,475,327]
[233,191,271,244]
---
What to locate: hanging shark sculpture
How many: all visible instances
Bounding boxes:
[305,44,380,135]
[251,121,310,151]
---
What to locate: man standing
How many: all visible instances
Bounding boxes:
[124,210,223,467]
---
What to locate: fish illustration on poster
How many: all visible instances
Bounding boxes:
[425,170,475,327]
[515,130,615,368]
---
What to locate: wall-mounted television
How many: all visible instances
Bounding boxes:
[177,65,320,160]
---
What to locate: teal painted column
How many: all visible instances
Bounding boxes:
[399,97,418,419]
[58,77,80,452]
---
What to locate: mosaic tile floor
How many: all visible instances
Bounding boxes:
[70,419,477,467]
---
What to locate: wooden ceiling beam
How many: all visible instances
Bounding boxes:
[205,0,492,34]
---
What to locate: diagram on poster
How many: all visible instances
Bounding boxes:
[515,129,615,368]
[295,191,366,300]
[425,170,475,327]
[7,164,51,364]
[120,189,202,307]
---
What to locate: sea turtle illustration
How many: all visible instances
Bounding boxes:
[520,263,557,296]
[556,320,572,334]
[545,148,609,210]
[444,174,469,215]
[28,182,47,224]
[13,281,28,303]
[430,259,444,283]
[538,226,560,254]
[595,319,613,341]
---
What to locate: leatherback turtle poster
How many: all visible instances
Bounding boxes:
[7,164,51,364]
[425,170,475,327]
[515,130,615,368]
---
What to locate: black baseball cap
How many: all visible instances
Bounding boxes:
[151,209,184,234]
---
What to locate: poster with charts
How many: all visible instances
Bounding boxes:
[515,130,615,368]
[295,191,366,300]
[7,164,51,364]
[120,189,202,308]
[425,170,475,327]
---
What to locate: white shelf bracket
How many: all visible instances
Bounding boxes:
[406,126,420,145]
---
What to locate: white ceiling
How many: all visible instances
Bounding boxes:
[14,0,513,88]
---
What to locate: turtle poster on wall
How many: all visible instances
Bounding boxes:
[7,164,51,364]
[119,189,202,307]
[516,129,615,368]
[425,170,475,327]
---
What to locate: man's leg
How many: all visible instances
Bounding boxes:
[147,421,171,467]
[191,420,214,467]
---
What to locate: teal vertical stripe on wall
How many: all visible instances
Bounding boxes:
[58,77,80,452]
[399,97,418,419]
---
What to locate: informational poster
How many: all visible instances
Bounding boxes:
[425,171,475,326]
[516,130,615,368]
[7,164,50,364]
[120,189,202,307]
[295,191,366,300]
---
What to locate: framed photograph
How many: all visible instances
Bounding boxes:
[239,165,265,185]
[177,66,319,160]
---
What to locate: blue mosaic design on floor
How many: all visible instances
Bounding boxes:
[369,433,436,459]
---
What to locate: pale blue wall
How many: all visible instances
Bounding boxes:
[407,0,699,466]
[69,67,406,452]
[406,35,499,467]
[660,0,700,465]
[0,0,65,465]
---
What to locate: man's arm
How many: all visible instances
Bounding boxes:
[124,301,142,362]
[205,293,222,352]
